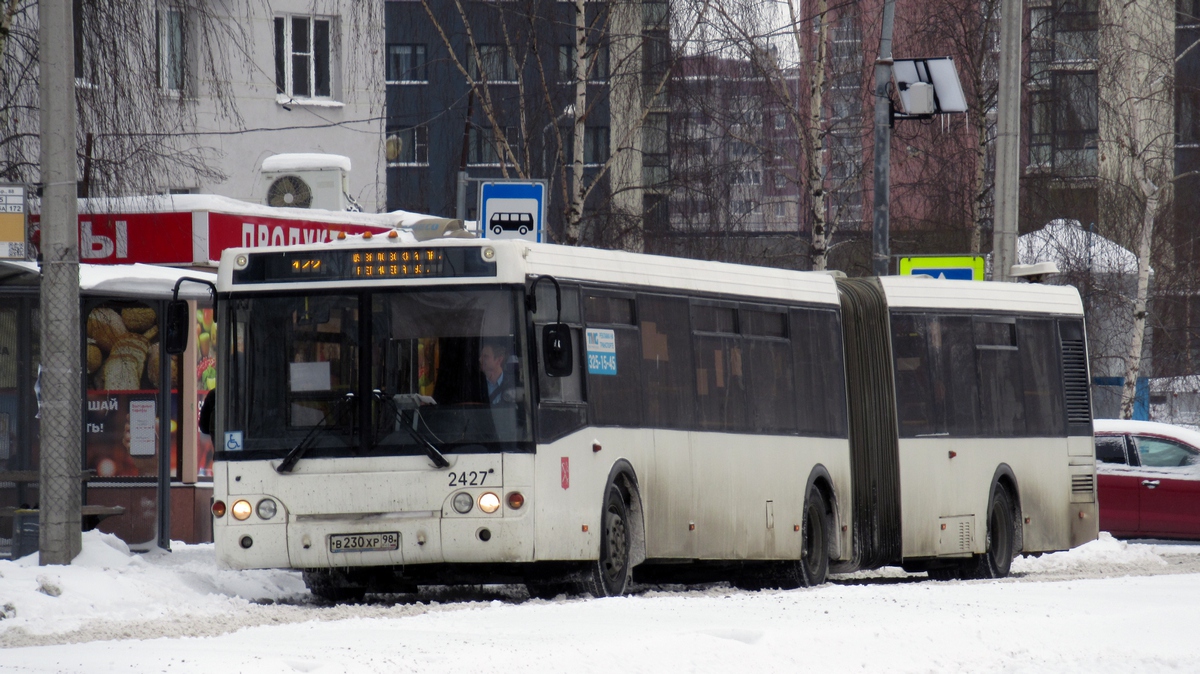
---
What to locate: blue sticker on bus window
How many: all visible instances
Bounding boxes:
[586,328,617,375]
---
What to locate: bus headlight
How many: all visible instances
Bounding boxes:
[479,492,501,514]
[231,499,253,521]
[211,500,227,518]
[257,498,278,520]
[453,492,474,514]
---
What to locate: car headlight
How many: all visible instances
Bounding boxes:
[231,499,252,521]
[257,498,277,520]
[453,492,474,514]
[479,492,501,514]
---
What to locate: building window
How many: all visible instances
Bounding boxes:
[774,173,787,189]
[1029,72,1097,174]
[156,8,186,93]
[73,0,95,85]
[468,127,515,166]
[387,44,426,83]
[386,126,429,165]
[733,170,761,185]
[774,114,787,130]
[473,45,517,83]
[642,112,669,187]
[1053,0,1098,62]
[274,15,333,99]
[558,44,608,82]
[1181,88,1200,146]
[584,127,609,165]
[1028,7,1052,86]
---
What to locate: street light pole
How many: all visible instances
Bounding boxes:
[992,0,1023,281]
[38,0,83,564]
[871,0,897,277]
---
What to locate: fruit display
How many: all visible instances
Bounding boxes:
[196,308,217,391]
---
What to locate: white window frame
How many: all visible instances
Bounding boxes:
[157,6,186,94]
[274,14,336,101]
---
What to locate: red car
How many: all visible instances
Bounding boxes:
[1094,419,1200,540]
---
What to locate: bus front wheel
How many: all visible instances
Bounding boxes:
[580,484,632,597]
[964,486,1017,579]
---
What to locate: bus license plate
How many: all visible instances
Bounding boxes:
[329,532,400,553]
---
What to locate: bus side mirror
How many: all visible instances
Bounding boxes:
[543,324,573,377]
[164,300,190,355]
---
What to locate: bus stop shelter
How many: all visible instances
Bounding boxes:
[0,260,216,557]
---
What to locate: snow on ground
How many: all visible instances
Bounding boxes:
[1,531,1199,672]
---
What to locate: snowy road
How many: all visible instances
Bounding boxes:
[1,533,1199,673]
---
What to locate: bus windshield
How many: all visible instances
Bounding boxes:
[222,287,531,460]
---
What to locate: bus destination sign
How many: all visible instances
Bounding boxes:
[233,246,497,285]
[348,249,443,278]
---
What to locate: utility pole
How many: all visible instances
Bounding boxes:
[38,0,83,564]
[992,0,1022,281]
[871,0,897,277]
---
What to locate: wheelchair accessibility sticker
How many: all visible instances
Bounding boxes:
[585,328,617,375]
[224,431,244,451]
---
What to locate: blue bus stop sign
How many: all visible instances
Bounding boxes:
[479,181,546,242]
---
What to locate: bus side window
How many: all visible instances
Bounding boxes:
[638,294,695,429]
[934,315,978,436]
[792,307,848,438]
[890,313,937,437]
[1017,318,1065,436]
[584,293,642,427]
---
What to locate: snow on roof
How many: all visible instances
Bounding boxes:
[76,194,440,231]
[260,153,352,173]
[2,261,217,298]
[1018,219,1141,275]
[80,264,217,300]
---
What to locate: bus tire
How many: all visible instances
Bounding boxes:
[964,486,1017,579]
[303,569,367,604]
[797,484,831,587]
[579,484,633,597]
[518,226,529,235]
[759,484,831,589]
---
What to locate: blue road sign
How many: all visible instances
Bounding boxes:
[908,267,975,280]
[479,181,546,242]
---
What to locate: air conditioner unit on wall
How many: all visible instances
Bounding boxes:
[260,153,352,211]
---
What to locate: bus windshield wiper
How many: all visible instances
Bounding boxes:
[374,390,449,469]
[276,392,356,474]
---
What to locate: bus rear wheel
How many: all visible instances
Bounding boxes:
[963,486,1017,579]
[757,485,830,589]
[578,484,632,597]
[796,485,830,587]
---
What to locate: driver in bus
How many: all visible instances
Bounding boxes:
[479,337,515,405]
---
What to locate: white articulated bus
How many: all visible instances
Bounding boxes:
[191,237,1097,600]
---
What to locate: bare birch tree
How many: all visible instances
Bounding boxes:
[1096,0,1180,418]
[411,0,702,250]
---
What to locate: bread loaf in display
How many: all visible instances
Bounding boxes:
[101,354,144,390]
[146,348,179,388]
[87,338,102,374]
[121,307,157,333]
[87,308,127,353]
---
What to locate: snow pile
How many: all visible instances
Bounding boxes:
[1013,532,1168,576]
[0,531,306,641]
